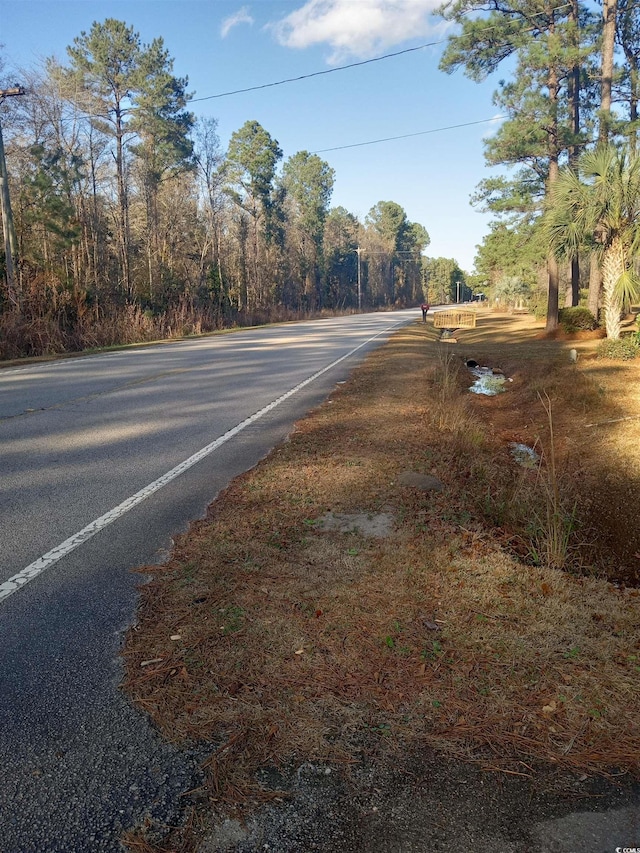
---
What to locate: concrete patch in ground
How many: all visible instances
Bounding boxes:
[317,512,395,538]
[531,802,640,852]
[398,471,444,491]
[196,753,640,853]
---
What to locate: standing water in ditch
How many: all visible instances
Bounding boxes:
[466,360,510,396]
[465,360,540,466]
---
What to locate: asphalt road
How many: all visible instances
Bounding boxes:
[0,311,414,853]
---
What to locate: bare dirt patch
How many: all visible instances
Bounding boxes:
[122,311,640,851]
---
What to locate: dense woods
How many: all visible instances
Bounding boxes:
[0,20,435,359]
[1,2,640,358]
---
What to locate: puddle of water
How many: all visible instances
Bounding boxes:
[509,442,540,468]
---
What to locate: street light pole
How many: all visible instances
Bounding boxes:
[356,245,361,311]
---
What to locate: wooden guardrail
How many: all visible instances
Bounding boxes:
[432,310,477,329]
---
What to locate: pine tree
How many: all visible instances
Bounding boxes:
[439,0,597,329]
[225,121,282,310]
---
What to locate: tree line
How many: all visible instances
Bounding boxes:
[0,19,447,359]
[445,0,640,333]
[4,3,636,358]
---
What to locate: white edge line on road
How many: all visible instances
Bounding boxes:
[0,319,407,604]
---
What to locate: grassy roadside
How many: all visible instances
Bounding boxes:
[0,324,269,370]
[122,311,640,850]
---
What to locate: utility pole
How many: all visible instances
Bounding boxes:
[353,248,421,311]
[0,87,25,304]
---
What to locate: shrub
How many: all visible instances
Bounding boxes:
[597,335,640,360]
[529,288,548,320]
[558,306,598,332]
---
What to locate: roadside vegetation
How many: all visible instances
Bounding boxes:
[2,4,640,359]
[0,20,431,361]
[122,312,640,852]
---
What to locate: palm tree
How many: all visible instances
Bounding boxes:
[546,145,640,339]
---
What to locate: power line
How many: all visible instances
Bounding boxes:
[190,3,572,103]
[3,4,574,163]
[190,42,437,102]
[312,116,507,154]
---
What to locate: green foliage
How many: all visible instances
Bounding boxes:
[421,640,444,661]
[226,120,282,211]
[439,0,603,333]
[63,17,196,300]
[282,150,335,246]
[21,144,82,255]
[128,37,195,182]
[424,256,466,303]
[410,222,430,253]
[529,286,550,320]
[2,18,437,355]
[363,201,430,307]
[439,7,533,83]
[597,336,640,360]
[66,18,141,101]
[617,0,640,151]
[547,147,640,263]
[225,120,284,260]
[493,274,531,309]
[558,306,598,332]
[474,220,545,292]
[13,1,640,358]
[471,173,543,216]
[366,201,411,251]
[323,206,359,308]
[546,146,640,337]
[220,605,244,635]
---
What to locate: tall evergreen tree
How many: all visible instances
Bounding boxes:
[600,0,617,143]
[617,0,640,153]
[424,256,466,304]
[282,151,335,309]
[128,37,194,299]
[439,0,596,330]
[225,120,282,310]
[64,19,193,299]
[65,19,142,295]
[365,201,429,305]
[323,206,360,308]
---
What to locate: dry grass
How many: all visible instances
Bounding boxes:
[122,310,640,850]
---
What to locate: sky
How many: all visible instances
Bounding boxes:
[0,0,507,272]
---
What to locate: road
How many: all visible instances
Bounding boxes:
[0,311,414,853]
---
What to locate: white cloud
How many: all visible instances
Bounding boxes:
[221,7,255,38]
[273,0,443,63]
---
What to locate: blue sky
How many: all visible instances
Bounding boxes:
[0,0,506,271]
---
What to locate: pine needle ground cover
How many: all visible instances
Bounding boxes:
[122,311,640,847]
